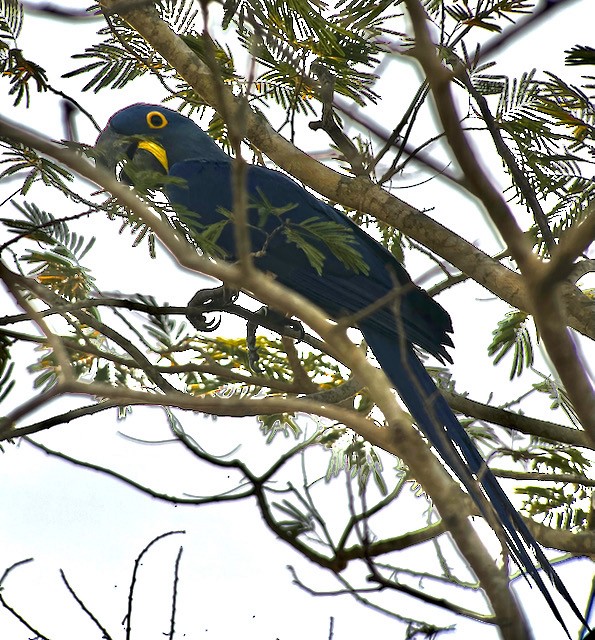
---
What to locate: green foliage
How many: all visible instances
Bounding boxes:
[272,498,314,536]
[2,202,96,301]
[565,45,595,67]
[207,188,370,275]
[3,201,95,259]
[351,210,405,262]
[0,139,74,196]
[63,10,163,92]
[179,213,231,260]
[507,440,591,529]
[64,0,198,94]
[101,193,164,259]
[442,0,532,33]
[185,332,343,393]
[488,310,533,379]
[64,42,151,92]
[470,67,595,252]
[156,0,199,33]
[0,334,14,405]
[28,334,99,391]
[231,0,386,109]
[0,0,50,106]
[0,0,21,40]
[258,412,301,442]
[283,216,370,276]
[135,294,188,354]
[179,34,239,86]
[520,484,589,530]
[0,46,48,106]
[493,72,581,190]
[532,372,580,429]
[320,426,387,495]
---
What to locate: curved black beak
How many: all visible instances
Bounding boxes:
[94,124,133,173]
[94,125,167,186]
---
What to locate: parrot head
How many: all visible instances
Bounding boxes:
[95,103,227,177]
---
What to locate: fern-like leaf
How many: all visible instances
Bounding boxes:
[488,310,533,379]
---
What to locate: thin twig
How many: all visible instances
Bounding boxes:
[477,0,578,64]
[125,531,185,640]
[0,559,51,640]
[168,546,184,640]
[60,569,114,640]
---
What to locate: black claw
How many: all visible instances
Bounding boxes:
[246,319,263,373]
[187,285,238,332]
[255,306,304,341]
[284,318,305,341]
[186,311,222,332]
[188,285,238,309]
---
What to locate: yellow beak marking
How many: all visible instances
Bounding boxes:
[137,140,169,173]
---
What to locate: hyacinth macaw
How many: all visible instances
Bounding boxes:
[95,103,584,633]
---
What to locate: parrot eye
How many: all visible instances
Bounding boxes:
[146,111,168,129]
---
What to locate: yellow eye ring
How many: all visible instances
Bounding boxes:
[146,111,168,129]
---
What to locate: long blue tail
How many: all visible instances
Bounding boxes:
[361,323,585,635]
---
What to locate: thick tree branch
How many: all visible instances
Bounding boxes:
[528,520,595,556]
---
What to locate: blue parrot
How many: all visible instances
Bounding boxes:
[95,103,584,633]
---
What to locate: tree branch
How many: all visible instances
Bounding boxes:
[442,391,592,449]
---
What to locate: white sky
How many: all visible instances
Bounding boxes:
[1,1,595,639]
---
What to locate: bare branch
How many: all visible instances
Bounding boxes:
[125,531,185,640]
[60,570,114,640]
[0,559,50,640]
[168,546,184,640]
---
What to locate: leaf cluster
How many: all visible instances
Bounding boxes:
[416,6,595,260]
[283,216,370,276]
[244,189,370,276]
[230,0,390,111]
[321,425,387,495]
[185,332,344,393]
[488,310,533,379]
[509,441,592,530]
[424,0,534,37]
[1,202,96,301]
[469,67,595,253]
[0,138,75,197]
[63,6,167,92]
[0,334,14,407]
[0,0,51,106]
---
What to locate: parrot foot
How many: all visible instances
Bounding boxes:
[254,306,304,341]
[246,306,305,373]
[186,285,239,332]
